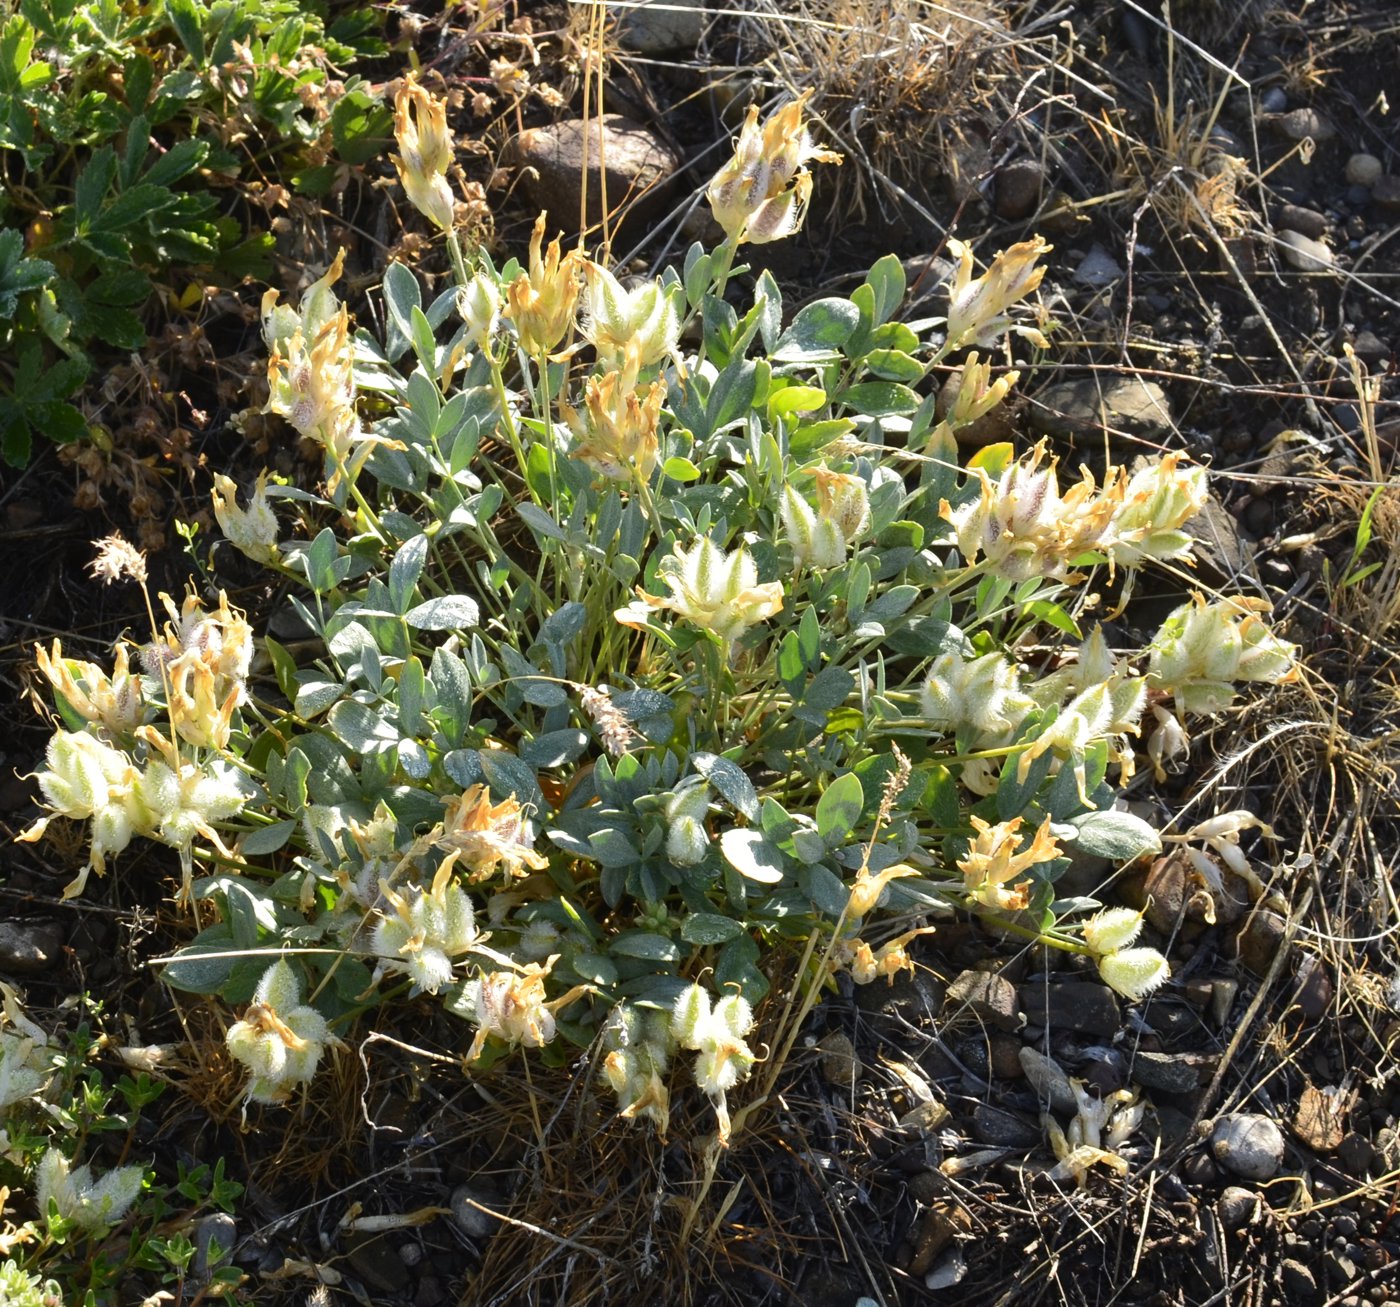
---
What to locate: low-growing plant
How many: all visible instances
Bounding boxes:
[0,0,389,464]
[0,987,244,1304]
[22,88,1298,1166]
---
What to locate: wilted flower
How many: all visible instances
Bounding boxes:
[35,1147,144,1234]
[505,212,585,357]
[211,471,280,565]
[87,533,147,585]
[462,959,559,1063]
[225,960,338,1105]
[847,859,917,918]
[1045,1083,1144,1186]
[0,982,51,1111]
[580,261,681,369]
[34,639,143,736]
[1145,703,1190,781]
[839,926,935,985]
[618,536,784,653]
[1018,676,1148,803]
[946,352,1020,428]
[1148,594,1300,715]
[393,74,456,230]
[436,785,549,882]
[600,1005,674,1135]
[563,357,664,483]
[944,235,1051,351]
[957,814,1060,912]
[707,92,842,245]
[920,648,1031,740]
[370,856,480,995]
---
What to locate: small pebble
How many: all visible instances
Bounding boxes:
[1276,229,1333,272]
[1279,204,1327,240]
[1280,1258,1319,1302]
[1276,107,1337,142]
[1260,87,1288,114]
[818,1031,861,1086]
[1346,153,1383,187]
[450,1185,501,1240]
[1212,1113,1287,1181]
[1346,185,1374,209]
[994,158,1045,221]
[1218,1186,1262,1231]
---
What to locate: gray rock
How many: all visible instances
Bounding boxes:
[1218,1186,1261,1231]
[1130,1050,1202,1094]
[611,0,707,54]
[1022,981,1121,1037]
[1352,330,1389,369]
[1336,1131,1377,1177]
[924,1246,968,1291]
[971,1104,1040,1148]
[817,1031,861,1086]
[0,920,62,975]
[508,115,682,233]
[1276,229,1333,272]
[194,1212,236,1276]
[1032,375,1174,441]
[1280,1258,1319,1303]
[1259,87,1288,114]
[1072,244,1124,289]
[1274,107,1337,142]
[1019,1047,1079,1115]
[1278,204,1326,240]
[944,970,1021,1031]
[994,159,1045,221]
[450,1184,502,1240]
[1372,175,1400,212]
[1212,1113,1286,1181]
[1345,153,1383,187]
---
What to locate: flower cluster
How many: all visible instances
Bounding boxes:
[225,960,339,1106]
[1081,908,1170,1001]
[707,91,842,246]
[35,1147,144,1234]
[392,73,456,231]
[671,984,758,1144]
[956,814,1060,912]
[370,855,481,995]
[781,468,872,570]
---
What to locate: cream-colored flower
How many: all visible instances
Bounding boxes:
[1106,453,1208,567]
[944,235,1051,351]
[580,261,681,369]
[505,212,585,357]
[946,352,1020,428]
[619,537,784,652]
[956,814,1060,912]
[1082,906,1145,955]
[781,468,870,570]
[562,356,664,483]
[225,960,338,1105]
[462,959,558,1063]
[211,471,280,565]
[458,271,501,352]
[436,785,549,883]
[35,1147,144,1234]
[1096,948,1170,1001]
[393,74,456,230]
[34,639,142,736]
[707,92,842,245]
[941,441,1118,580]
[920,648,1031,741]
[671,984,758,1145]
[601,1005,673,1135]
[1148,594,1300,715]
[370,855,480,995]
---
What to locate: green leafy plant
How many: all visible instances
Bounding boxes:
[0,0,390,464]
[22,91,1298,1162]
[0,990,244,1304]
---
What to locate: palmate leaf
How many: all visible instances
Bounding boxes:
[0,227,55,318]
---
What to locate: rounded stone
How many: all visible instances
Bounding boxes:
[1259,87,1288,114]
[1276,229,1333,272]
[1212,1113,1286,1181]
[1346,153,1383,187]
[1372,175,1400,212]
[994,159,1045,221]
[1218,1185,1262,1231]
[450,1185,502,1240]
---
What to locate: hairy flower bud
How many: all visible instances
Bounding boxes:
[211,471,280,565]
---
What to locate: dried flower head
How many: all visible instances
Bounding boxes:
[35,639,143,736]
[563,357,664,483]
[211,471,280,565]
[88,534,147,586]
[436,785,549,883]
